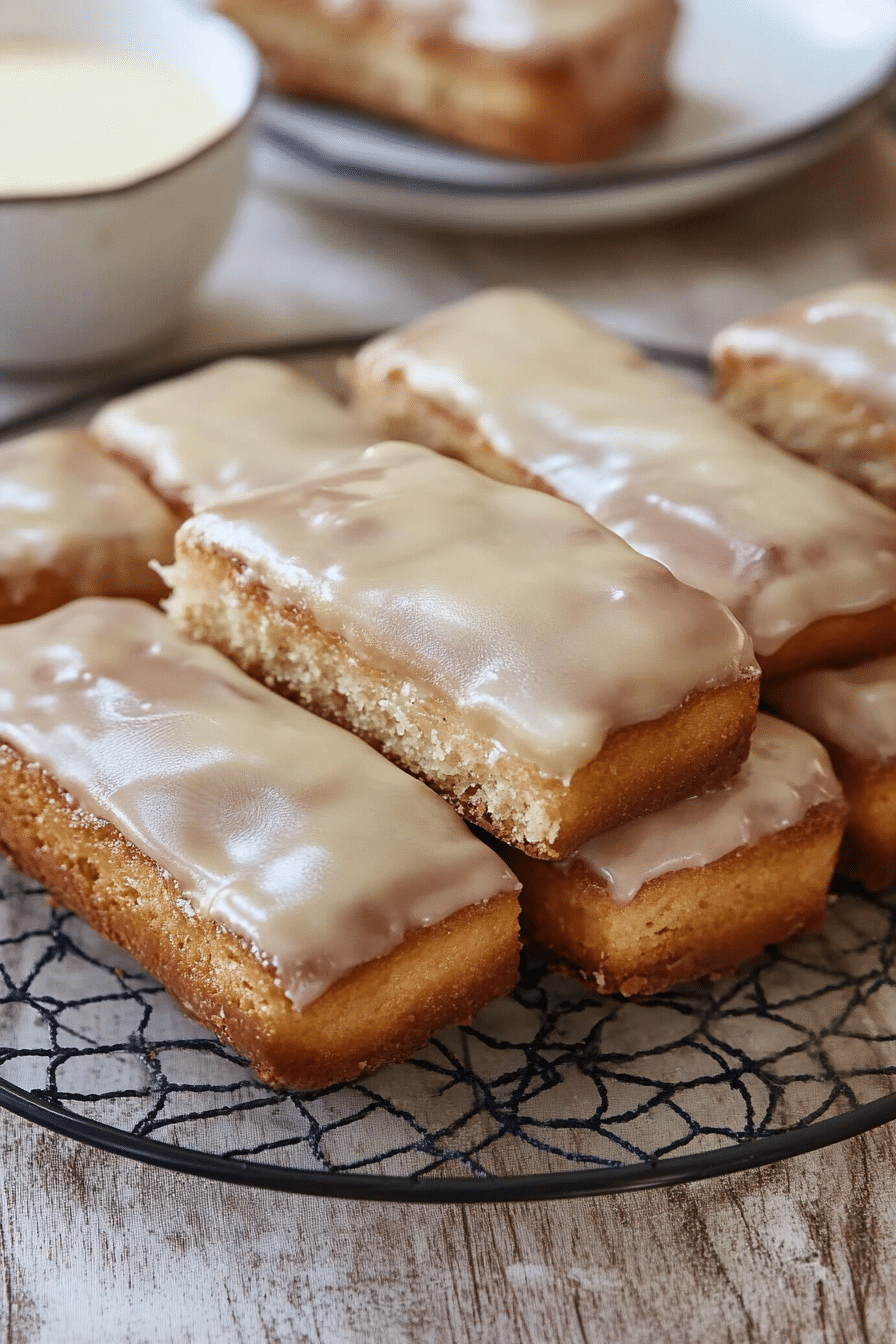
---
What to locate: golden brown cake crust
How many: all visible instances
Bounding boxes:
[217,0,677,163]
[168,539,759,860]
[508,801,846,996]
[0,743,520,1089]
[355,367,896,679]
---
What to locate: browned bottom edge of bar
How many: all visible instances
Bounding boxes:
[506,801,846,997]
[0,744,520,1090]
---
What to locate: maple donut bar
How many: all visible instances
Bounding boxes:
[216,0,678,164]
[507,716,846,996]
[351,287,896,679]
[766,657,896,892]
[91,357,369,518]
[0,599,520,1089]
[0,429,176,623]
[164,441,759,860]
[712,282,896,508]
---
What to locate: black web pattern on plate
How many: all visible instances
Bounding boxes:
[1,863,896,1183]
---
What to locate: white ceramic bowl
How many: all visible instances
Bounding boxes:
[0,0,260,370]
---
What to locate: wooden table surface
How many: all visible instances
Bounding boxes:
[7,1103,893,1343]
[6,116,896,1344]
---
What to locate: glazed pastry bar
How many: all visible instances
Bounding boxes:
[216,0,679,163]
[352,287,896,679]
[508,715,846,996]
[766,657,896,892]
[163,441,759,859]
[0,428,176,622]
[92,356,369,517]
[0,599,520,1089]
[713,282,896,508]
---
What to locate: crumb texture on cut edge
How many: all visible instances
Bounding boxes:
[715,355,896,509]
[508,800,846,997]
[0,743,520,1090]
[164,540,759,859]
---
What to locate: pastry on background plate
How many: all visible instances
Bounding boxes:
[713,282,896,508]
[163,441,759,859]
[352,287,896,680]
[0,599,520,1089]
[507,715,846,996]
[216,0,678,163]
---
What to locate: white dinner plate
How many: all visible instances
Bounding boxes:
[253,0,896,231]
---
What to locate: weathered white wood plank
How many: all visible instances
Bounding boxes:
[2,1104,895,1344]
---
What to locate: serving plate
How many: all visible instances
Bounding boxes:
[1,338,896,1202]
[254,0,896,230]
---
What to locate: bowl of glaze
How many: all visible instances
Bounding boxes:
[0,0,260,370]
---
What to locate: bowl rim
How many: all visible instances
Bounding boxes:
[0,4,261,207]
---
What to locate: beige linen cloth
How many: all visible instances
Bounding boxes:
[3,122,896,435]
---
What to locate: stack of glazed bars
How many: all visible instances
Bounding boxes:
[4,280,896,1089]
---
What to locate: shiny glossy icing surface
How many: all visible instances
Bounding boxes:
[92,358,370,515]
[0,599,517,1008]
[355,288,896,655]
[178,441,756,780]
[316,0,657,52]
[766,655,896,763]
[0,430,176,606]
[712,282,896,415]
[571,714,842,904]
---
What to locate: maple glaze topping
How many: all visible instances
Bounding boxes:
[571,714,842,904]
[92,358,370,515]
[354,288,896,655]
[177,442,756,781]
[0,429,175,605]
[0,599,518,1008]
[766,655,896,763]
[712,282,896,415]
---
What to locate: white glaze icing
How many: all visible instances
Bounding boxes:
[0,599,518,1008]
[92,358,370,515]
[354,288,896,655]
[0,430,176,607]
[712,282,896,415]
[315,0,652,53]
[765,655,896,763]
[570,714,842,904]
[175,441,757,781]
